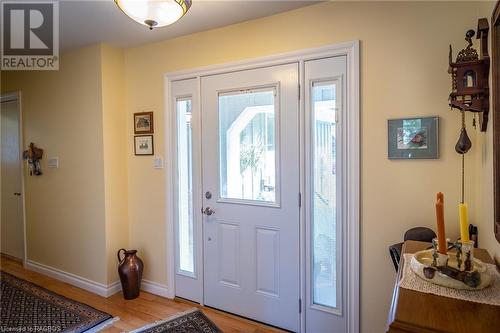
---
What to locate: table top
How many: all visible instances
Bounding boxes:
[386,240,500,333]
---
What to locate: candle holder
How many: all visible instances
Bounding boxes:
[411,239,491,290]
[454,240,474,271]
[431,237,450,267]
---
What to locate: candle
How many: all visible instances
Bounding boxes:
[459,203,469,242]
[435,192,447,254]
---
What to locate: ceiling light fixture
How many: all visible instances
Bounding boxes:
[114,0,192,30]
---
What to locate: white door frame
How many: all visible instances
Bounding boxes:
[0,91,28,266]
[164,41,360,332]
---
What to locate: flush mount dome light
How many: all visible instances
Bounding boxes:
[114,0,192,30]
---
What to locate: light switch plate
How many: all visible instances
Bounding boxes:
[153,156,164,169]
[47,157,59,168]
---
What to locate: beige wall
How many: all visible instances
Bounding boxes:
[1,44,131,285]
[1,45,108,283]
[123,2,495,332]
[101,44,129,284]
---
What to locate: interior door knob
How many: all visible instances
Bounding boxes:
[202,207,215,216]
[14,193,21,196]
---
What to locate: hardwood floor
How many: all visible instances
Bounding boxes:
[0,257,285,333]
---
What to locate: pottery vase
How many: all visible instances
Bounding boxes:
[117,248,144,300]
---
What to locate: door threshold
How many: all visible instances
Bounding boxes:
[174,297,291,332]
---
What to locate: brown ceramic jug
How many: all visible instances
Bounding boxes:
[117,248,144,300]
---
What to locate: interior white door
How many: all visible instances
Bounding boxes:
[201,64,300,331]
[1,99,24,260]
[305,56,347,333]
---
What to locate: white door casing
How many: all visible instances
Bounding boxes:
[165,41,360,333]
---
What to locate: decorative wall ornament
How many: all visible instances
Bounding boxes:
[448,18,490,132]
[448,19,491,245]
[22,142,43,176]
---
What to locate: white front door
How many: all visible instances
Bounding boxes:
[1,99,24,260]
[201,64,300,331]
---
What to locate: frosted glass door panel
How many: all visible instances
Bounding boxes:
[218,89,277,203]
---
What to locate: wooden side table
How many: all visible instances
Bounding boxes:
[386,240,500,333]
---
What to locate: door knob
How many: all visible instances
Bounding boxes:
[14,193,21,196]
[202,207,215,216]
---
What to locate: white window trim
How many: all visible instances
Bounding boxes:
[164,41,360,333]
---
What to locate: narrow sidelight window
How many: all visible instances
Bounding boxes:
[177,98,195,275]
[311,82,338,309]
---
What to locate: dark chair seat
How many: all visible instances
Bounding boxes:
[389,227,437,272]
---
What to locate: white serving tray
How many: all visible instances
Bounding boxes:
[410,249,493,290]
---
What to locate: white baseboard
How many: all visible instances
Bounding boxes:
[25,259,171,299]
[107,280,122,296]
[25,260,120,297]
[141,279,171,298]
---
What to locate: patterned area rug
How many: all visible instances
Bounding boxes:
[131,309,223,333]
[0,271,116,333]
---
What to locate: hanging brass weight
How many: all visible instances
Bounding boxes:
[455,127,472,154]
[455,110,472,154]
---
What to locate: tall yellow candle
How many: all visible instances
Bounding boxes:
[459,203,469,242]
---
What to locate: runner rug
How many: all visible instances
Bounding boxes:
[131,308,223,333]
[0,271,117,333]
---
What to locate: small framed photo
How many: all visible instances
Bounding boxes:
[134,112,154,134]
[388,116,439,159]
[134,135,154,156]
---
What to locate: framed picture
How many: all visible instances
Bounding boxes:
[134,135,154,156]
[134,112,154,134]
[388,116,439,159]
